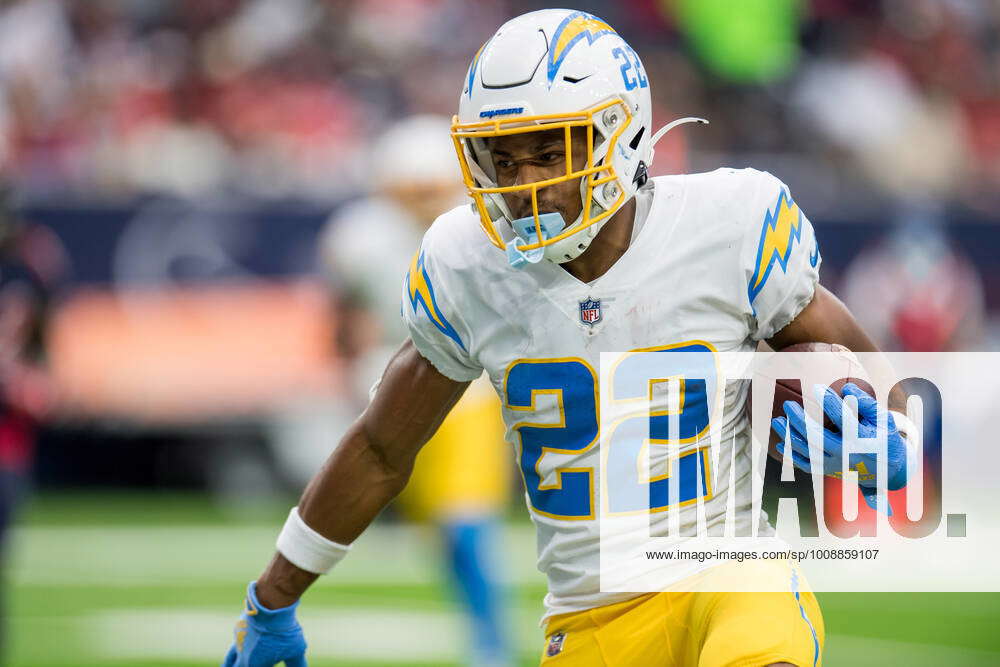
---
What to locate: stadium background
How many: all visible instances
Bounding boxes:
[2,0,999,665]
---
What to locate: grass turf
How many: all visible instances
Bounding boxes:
[6,492,999,666]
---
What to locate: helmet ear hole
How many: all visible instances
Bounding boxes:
[633,161,648,187]
[629,126,645,150]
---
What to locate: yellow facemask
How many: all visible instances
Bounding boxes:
[451,98,632,256]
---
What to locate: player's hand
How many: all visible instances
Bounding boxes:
[222,581,307,667]
[771,382,908,515]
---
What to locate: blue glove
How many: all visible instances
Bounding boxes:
[222,581,307,667]
[771,382,908,515]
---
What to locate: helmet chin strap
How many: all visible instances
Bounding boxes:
[649,116,709,171]
[650,116,709,149]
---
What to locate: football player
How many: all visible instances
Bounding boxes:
[318,115,512,667]
[223,9,912,666]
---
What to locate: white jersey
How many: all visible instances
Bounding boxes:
[401,168,821,618]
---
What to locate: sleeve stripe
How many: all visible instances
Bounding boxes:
[405,250,467,351]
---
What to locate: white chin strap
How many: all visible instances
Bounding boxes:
[651,116,709,149]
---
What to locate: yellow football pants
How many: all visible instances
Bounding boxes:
[540,560,824,667]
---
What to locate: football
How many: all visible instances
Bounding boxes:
[751,342,870,460]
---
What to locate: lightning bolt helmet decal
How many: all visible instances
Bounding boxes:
[546,11,616,84]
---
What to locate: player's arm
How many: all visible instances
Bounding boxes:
[222,340,469,666]
[765,284,872,351]
[257,338,468,606]
[743,171,903,412]
[743,173,912,514]
[765,284,905,411]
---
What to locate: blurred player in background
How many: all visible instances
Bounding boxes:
[318,116,512,667]
[0,182,63,657]
[840,207,986,353]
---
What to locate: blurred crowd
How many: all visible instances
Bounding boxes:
[0,0,998,214]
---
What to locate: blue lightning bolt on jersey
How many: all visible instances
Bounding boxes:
[406,250,466,351]
[743,173,822,340]
[748,189,803,307]
[401,241,480,382]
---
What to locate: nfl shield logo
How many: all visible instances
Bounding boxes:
[579,297,602,326]
[546,631,566,657]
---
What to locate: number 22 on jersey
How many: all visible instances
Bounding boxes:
[504,343,716,520]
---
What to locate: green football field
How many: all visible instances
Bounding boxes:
[6,492,999,666]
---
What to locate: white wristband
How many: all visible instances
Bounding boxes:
[276,506,351,575]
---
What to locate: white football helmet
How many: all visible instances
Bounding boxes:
[371,115,461,188]
[452,8,704,266]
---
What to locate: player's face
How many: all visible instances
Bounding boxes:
[488,126,588,224]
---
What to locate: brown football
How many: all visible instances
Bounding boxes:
[749,342,871,461]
